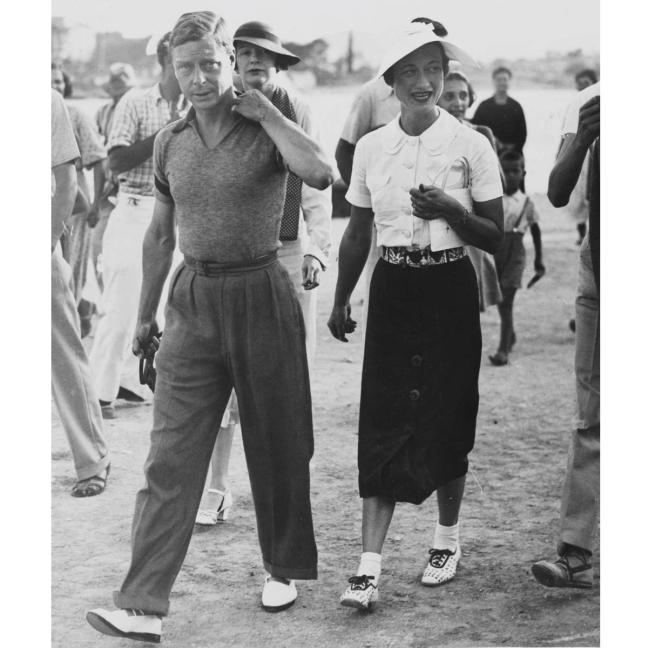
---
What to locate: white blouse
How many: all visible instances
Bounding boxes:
[346,108,503,251]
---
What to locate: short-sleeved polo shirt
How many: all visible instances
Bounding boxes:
[154,105,288,263]
[346,108,503,251]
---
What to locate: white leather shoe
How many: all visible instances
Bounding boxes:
[421,545,461,586]
[340,575,379,610]
[86,608,162,643]
[261,576,297,611]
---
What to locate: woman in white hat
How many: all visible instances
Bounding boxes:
[328,21,504,609]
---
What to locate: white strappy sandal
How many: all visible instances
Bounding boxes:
[195,488,233,525]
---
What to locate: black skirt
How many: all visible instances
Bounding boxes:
[358,256,482,504]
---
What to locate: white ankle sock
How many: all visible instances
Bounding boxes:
[433,523,459,552]
[357,552,382,582]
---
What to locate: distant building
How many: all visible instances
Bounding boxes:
[52,17,96,62]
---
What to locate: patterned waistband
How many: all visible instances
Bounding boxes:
[184,252,277,276]
[381,246,466,268]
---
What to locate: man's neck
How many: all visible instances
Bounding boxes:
[159,74,181,103]
[195,88,237,130]
[494,91,508,104]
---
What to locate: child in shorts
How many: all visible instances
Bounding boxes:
[489,151,545,366]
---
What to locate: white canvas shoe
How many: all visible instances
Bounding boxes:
[421,545,461,586]
[340,575,379,610]
[261,576,297,611]
[86,608,162,643]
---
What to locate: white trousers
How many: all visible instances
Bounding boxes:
[277,239,317,366]
[89,193,155,402]
[52,248,110,480]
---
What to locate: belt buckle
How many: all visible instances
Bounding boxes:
[408,249,422,264]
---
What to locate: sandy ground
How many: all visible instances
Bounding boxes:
[52,194,599,648]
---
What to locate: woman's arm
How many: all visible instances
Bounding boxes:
[410,187,503,255]
[327,206,374,341]
[233,90,334,190]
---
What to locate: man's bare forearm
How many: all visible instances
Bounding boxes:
[335,139,355,186]
[109,133,158,175]
[261,107,334,190]
[137,224,175,323]
[51,163,77,250]
[547,136,590,207]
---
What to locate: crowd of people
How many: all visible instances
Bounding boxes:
[50,11,600,644]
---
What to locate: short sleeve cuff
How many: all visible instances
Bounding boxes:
[107,137,132,153]
[345,188,372,209]
[471,183,504,203]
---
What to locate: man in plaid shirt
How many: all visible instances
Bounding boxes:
[89,33,187,418]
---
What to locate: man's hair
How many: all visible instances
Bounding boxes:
[575,68,598,85]
[383,17,449,85]
[170,11,233,57]
[499,150,525,166]
[492,66,512,79]
[444,71,476,106]
[156,32,172,67]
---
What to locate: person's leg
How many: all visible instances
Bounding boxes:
[533,235,599,588]
[361,496,396,554]
[436,474,466,528]
[51,248,110,487]
[490,287,516,365]
[89,197,150,405]
[113,267,232,616]
[227,262,317,583]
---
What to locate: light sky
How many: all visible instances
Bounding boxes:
[51,0,599,61]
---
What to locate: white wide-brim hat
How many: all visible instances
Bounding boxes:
[378,22,479,77]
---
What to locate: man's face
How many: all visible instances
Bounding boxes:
[392,43,445,113]
[575,75,593,91]
[493,72,510,94]
[51,69,65,96]
[172,36,234,111]
[235,41,278,91]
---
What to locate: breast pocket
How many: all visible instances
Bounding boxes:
[366,173,396,211]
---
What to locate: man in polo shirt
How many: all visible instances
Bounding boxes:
[51,89,111,498]
[89,33,186,419]
[86,11,333,642]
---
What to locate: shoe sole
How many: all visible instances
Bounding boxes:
[86,612,161,643]
[421,574,456,587]
[340,597,375,610]
[531,563,593,589]
[261,598,296,613]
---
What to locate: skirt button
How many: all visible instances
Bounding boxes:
[411,355,423,367]
[409,389,420,401]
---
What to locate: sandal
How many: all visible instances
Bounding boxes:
[196,489,232,525]
[71,464,110,498]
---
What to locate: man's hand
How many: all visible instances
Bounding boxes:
[534,258,546,277]
[575,96,600,149]
[232,89,277,123]
[133,319,161,358]
[327,304,357,342]
[410,185,464,222]
[302,255,322,290]
[87,204,100,228]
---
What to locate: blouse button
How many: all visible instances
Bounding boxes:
[411,355,423,367]
[403,161,414,169]
[409,389,421,401]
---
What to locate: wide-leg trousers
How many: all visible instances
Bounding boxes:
[559,233,600,552]
[51,248,110,480]
[114,256,317,615]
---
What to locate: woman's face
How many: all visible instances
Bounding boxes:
[438,79,471,120]
[391,43,444,113]
[51,69,65,96]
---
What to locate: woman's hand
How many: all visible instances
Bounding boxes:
[409,184,464,222]
[327,304,357,342]
[133,319,161,358]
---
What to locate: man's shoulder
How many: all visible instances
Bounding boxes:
[119,85,158,109]
[575,82,600,108]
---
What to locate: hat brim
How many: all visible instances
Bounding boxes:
[233,36,300,67]
[378,33,479,77]
[102,79,135,95]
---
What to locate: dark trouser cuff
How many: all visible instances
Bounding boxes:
[113,590,170,617]
[263,558,318,581]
